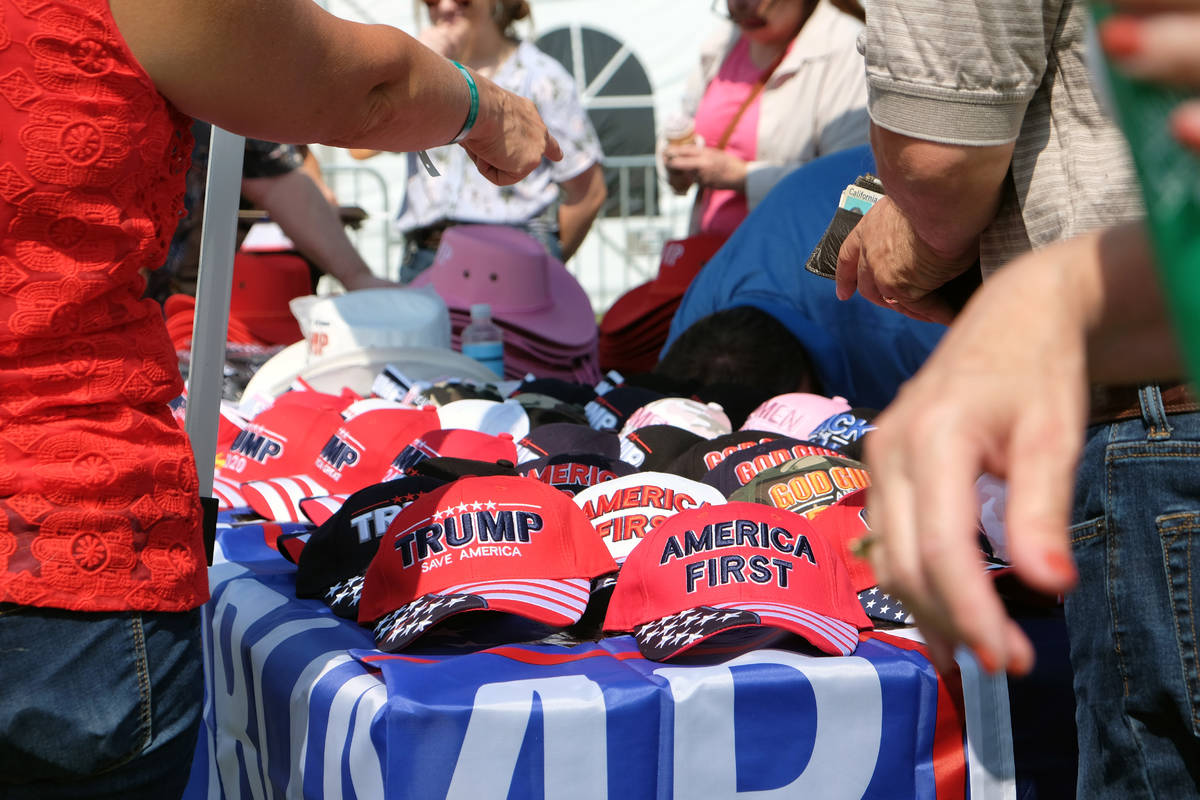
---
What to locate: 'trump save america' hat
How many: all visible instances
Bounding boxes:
[358,476,617,651]
[603,502,870,661]
[294,474,448,618]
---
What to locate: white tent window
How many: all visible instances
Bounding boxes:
[535,25,659,217]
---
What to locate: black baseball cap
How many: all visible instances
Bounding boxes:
[294,474,447,618]
[666,430,784,482]
[618,424,704,473]
[697,437,840,497]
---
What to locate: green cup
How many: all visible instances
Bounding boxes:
[1091,2,1200,385]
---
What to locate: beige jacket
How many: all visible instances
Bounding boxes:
[676,0,869,213]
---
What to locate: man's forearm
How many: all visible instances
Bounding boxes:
[870,123,1014,263]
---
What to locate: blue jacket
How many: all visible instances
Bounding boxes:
[663,145,946,410]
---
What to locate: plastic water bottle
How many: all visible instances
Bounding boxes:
[461,303,505,378]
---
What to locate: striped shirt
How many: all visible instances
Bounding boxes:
[862,0,1144,275]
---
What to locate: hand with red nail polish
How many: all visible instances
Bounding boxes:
[1100,3,1200,152]
[863,224,1176,680]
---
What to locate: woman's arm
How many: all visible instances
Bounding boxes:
[109,0,559,184]
[556,163,607,262]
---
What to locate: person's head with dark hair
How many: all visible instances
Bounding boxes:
[654,306,822,423]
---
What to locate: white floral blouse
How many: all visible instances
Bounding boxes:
[395,40,604,234]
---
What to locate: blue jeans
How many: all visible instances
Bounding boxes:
[0,605,203,799]
[1068,385,1200,798]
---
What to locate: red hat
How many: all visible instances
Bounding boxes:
[600,234,727,335]
[228,251,310,346]
[217,397,346,485]
[807,488,876,591]
[211,474,249,510]
[298,493,350,526]
[382,428,517,482]
[604,502,870,660]
[358,475,618,651]
[240,400,439,522]
[808,489,914,626]
[598,234,726,373]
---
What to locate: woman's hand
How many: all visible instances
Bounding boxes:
[662,144,748,191]
[1099,1,1200,152]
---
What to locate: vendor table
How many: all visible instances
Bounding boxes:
[184,522,1074,799]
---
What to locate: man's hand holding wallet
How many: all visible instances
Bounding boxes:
[808,174,981,325]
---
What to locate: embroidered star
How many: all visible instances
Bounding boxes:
[471,501,484,511]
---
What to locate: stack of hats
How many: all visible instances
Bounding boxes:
[164,250,312,351]
[411,225,601,384]
[206,362,1011,662]
[597,233,726,373]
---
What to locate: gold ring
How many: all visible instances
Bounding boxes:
[849,532,880,560]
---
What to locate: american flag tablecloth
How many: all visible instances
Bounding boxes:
[183,522,1052,800]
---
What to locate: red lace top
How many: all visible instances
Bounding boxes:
[0,0,208,611]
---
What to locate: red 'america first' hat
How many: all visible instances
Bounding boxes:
[807,489,913,626]
[358,475,618,651]
[604,502,870,660]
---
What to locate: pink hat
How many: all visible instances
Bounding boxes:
[412,225,596,348]
[620,397,733,440]
[740,393,852,441]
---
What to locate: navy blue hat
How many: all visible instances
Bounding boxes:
[407,456,518,483]
[510,392,589,429]
[518,452,638,495]
[585,386,665,432]
[515,422,621,463]
[806,407,878,461]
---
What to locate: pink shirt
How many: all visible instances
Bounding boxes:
[693,37,765,237]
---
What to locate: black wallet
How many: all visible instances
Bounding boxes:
[805,174,981,315]
[805,174,884,280]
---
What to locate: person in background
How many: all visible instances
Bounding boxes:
[662,0,868,239]
[0,0,559,796]
[146,122,394,305]
[843,1,1200,796]
[664,145,946,411]
[352,0,607,282]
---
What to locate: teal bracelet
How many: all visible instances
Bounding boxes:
[448,60,479,145]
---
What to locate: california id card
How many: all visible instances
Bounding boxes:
[805,174,885,279]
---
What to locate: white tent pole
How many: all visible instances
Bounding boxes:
[185,125,245,498]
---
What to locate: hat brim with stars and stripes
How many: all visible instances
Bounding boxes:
[604,502,872,662]
[808,489,913,627]
[359,476,618,652]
